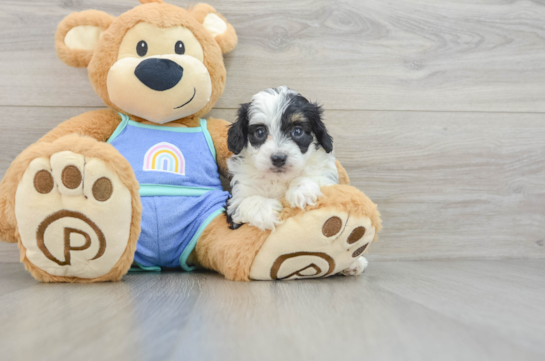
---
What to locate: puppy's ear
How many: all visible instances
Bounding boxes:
[307,102,333,153]
[228,103,250,155]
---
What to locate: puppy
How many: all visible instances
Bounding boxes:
[226,86,339,231]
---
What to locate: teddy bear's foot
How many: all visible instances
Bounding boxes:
[250,208,376,280]
[15,149,135,282]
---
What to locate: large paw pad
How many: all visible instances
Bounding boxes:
[15,152,133,279]
[250,210,375,280]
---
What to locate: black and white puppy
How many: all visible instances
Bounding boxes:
[226,86,338,231]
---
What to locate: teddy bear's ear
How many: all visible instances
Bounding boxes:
[190,4,238,54]
[55,10,116,68]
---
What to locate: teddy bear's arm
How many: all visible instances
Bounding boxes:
[205,117,232,179]
[336,160,350,185]
[38,109,122,143]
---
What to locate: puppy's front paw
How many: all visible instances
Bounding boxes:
[340,257,368,276]
[251,200,283,231]
[231,197,283,231]
[286,179,323,209]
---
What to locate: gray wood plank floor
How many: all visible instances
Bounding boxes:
[0,260,543,361]
[2,0,545,111]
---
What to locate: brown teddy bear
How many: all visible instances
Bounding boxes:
[0,0,381,282]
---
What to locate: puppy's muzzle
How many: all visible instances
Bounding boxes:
[134,58,184,91]
[271,154,287,168]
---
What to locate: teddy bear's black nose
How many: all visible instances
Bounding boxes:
[134,58,183,91]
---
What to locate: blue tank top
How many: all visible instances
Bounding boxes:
[107,113,229,270]
[107,113,223,196]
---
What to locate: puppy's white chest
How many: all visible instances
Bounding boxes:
[261,180,290,199]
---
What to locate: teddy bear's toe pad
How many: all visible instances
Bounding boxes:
[250,209,375,280]
[15,152,133,279]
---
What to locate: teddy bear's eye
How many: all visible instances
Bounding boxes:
[175,41,185,55]
[136,40,148,57]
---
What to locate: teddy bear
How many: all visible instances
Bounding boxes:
[0,0,381,282]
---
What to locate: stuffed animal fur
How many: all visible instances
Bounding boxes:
[0,0,381,282]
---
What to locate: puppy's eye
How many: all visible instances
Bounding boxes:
[292,127,304,138]
[255,127,267,139]
[175,41,185,55]
[137,40,148,57]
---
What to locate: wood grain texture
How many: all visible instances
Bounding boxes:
[1,2,544,360]
[1,106,544,261]
[1,0,545,111]
[0,260,544,361]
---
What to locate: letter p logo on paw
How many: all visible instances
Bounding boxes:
[250,211,376,281]
[36,210,106,266]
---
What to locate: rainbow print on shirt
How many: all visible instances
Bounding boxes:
[143,142,186,175]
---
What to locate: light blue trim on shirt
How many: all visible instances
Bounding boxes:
[200,119,217,160]
[128,120,203,133]
[107,113,130,144]
[139,184,216,197]
[128,261,162,272]
[179,207,225,272]
[108,113,204,144]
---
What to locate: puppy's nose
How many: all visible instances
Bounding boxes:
[271,154,287,167]
[134,58,183,91]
